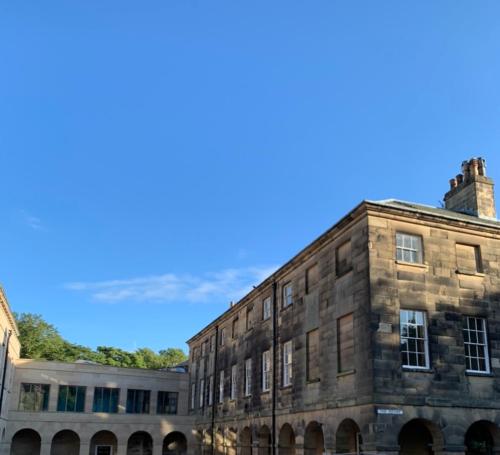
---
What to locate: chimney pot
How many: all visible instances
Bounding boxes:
[444,158,496,219]
[470,158,479,176]
[478,158,487,176]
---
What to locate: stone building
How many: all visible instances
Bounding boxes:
[0,288,194,455]
[187,158,500,455]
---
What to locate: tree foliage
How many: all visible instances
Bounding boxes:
[14,312,187,369]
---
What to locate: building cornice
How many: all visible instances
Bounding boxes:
[186,201,370,345]
[0,286,19,337]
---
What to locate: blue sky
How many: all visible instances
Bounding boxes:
[1,1,500,354]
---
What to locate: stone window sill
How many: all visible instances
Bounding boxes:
[465,371,494,377]
[280,385,293,390]
[337,369,356,378]
[402,367,433,374]
[395,260,427,270]
[456,270,485,277]
[336,267,353,279]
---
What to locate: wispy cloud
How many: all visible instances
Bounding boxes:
[64,266,278,304]
[20,210,44,231]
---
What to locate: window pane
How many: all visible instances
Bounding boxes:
[396,233,423,264]
[400,310,428,369]
[463,317,489,373]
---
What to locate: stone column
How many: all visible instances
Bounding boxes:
[0,441,10,455]
[153,443,163,455]
[40,442,51,455]
[116,443,128,455]
[80,443,90,455]
[294,443,304,455]
[438,445,466,455]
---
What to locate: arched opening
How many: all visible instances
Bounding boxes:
[51,430,80,455]
[226,428,237,455]
[304,422,325,455]
[215,429,224,455]
[278,424,295,455]
[240,427,252,455]
[258,425,271,455]
[163,432,187,455]
[127,431,153,455]
[399,419,443,455]
[10,429,41,455]
[90,430,117,455]
[465,421,499,455]
[336,419,362,454]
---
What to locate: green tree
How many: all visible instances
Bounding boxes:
[15,313,66,360]
[158,348,188,368]
[15,312,188,369]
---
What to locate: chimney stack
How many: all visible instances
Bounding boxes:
[444,158,496,220]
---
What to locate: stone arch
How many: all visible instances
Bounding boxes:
[10,429,41,455]
[279,423,296,455]
[258,425,271,455]
[465,420,500,455]
[51,430,80,455]
[127,431,153,455]
[163,431,187,455]
[240,427,252,455]
[90,431,118,455]
[398,419,444,455]
[336,419,361,454]
[225,428,237,455]
[304,422,325,455]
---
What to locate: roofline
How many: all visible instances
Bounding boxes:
[187,197,500,346]
[365,199,500,231]
[0,286,20,337]
[186,200,369,344]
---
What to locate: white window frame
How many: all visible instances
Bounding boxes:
[208,376,213,406]
[263,297,272,320]
[283,341,293,386]
[262,350,271,392]
[95,446,113,455]
[218,370,224,403]
[396,232,423,264]
[400,310,429,370]
[244,358,252,396]
[230,365,237,400]
[199,378,205,408]
[283,283,293,308]
[463,317,490,374]
[190,383,196,410]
